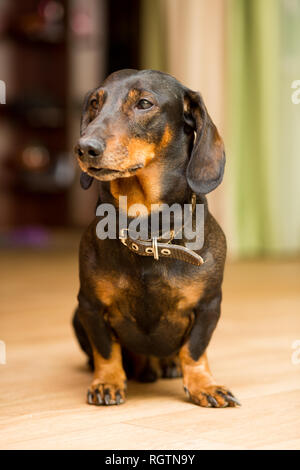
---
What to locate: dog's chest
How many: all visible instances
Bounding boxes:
[94,265,204,355]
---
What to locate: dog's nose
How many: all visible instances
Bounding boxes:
[77,138,104,158]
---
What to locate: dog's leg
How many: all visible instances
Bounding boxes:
[124,353,182,382]
[160,354,182,379]
[137,356,161,382]
[179,292,241,408]
[72,308,94,369]
[122,349,160,382]
[133,354,182,382]
[88,342,127,405]
[76,294,127,406]
[180,348,240,407]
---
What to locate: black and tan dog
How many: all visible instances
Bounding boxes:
[73,69,240,408]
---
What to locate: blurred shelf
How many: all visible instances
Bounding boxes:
[4,31,66,47]
[1,104,65,129]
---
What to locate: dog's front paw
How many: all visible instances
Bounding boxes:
[161,358,182,379]
[184,384,241,408]
[87,380,127,406]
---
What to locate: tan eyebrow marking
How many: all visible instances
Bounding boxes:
[122,89,140,114]
[128,89,140,100]
[88,89,106,122]
[90,89,105,106]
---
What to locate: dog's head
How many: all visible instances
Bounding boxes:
[75,69,225,194]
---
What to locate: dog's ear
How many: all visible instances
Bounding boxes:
[184,90,225,194]
[80,171,93,190]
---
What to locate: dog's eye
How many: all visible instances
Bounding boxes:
[90,99,98,110]
[136,99,153,110]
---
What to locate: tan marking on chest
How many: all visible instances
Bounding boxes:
[169,278,205,311]
[94,275,130,306]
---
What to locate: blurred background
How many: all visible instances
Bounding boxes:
[0,0,299,257]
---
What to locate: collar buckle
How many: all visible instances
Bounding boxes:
[152,237,159,260]
[119,228,128,245]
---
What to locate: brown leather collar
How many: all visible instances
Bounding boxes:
[119,230,204,266]
[118,194,204,267]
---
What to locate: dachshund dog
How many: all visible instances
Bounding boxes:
[73,69,240,408]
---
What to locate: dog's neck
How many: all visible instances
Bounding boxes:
[110,170,161,217]
[97,171,207,244]
[109,161,189,217]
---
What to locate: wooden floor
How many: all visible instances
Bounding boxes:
[0,248,299,450]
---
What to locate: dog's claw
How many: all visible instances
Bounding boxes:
[217,390,241,407]
[227,396,241,407]
[104,388,113,405]
[205,393,218,408]
[87,390,94,405]
[87,382,126,406]
[183,384,240,408]
[95,388,103,405]
[115,390,123,405]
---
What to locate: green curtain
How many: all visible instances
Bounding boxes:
[227,0,300,256]
[278,0,300,254]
